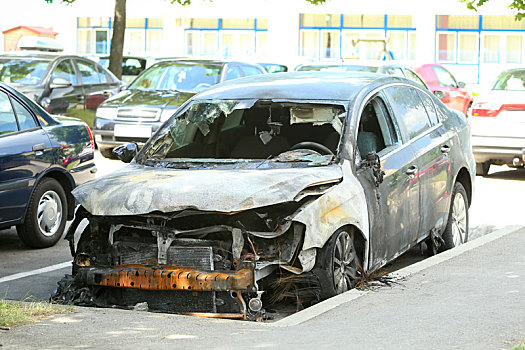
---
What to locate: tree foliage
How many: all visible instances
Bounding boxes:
[460,0,525,20]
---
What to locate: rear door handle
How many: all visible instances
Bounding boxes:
[406,165,418,176]
[441,144,451,153]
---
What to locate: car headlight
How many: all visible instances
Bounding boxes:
[160,109,175,122]
[96,107,117,120]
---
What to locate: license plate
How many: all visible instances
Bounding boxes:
[114,124,152,138]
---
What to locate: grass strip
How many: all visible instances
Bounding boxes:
[0,298,73,329]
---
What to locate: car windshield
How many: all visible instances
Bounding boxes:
[128,62,222,92]
[297,65,378,73]
[492,70,525,91]
[0,58,50,86]
[138,99,346,169]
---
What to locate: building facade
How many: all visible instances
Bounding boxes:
[1,0,523,87]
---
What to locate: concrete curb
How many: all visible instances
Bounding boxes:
[270,224,523,327]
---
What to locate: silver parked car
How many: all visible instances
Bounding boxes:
[55,72,475,320]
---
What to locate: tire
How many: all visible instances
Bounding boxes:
[99,146,117,159]
[17,178,67,248]
[475,162,490,176]
[441,182,469,251]
[313,228,360,300]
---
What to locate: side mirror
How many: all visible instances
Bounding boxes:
[358,152,384,187]
[457,81,466,88]
[50,77,72,89]
[112,142,138,163]
[433,90,447,99]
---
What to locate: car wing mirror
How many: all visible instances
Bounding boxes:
[50,77,72,89]
[113,142,138,163]
[433,90,446,99]
[457,81,466,88]
[358,152,385,187]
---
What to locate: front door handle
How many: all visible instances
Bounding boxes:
[441,144,451,153]
[406,165,418,177]
[32,143,46,152]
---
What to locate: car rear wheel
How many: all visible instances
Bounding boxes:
[475,162,490,176]
[441,182,469,251]
[99,146,117,159]
[17,178,67,248]
[313,228,360,300]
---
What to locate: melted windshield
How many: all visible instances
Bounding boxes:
[0,58,50,86]
[492,70,525,91]
[129,62,222,92]
[138,99,346,169]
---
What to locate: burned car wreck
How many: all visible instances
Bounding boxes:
[55,72,475,320]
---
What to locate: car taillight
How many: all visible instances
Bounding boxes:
[472,103,525,117]
[84,123,95,149]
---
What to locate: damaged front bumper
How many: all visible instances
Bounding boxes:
[78,264,255,292]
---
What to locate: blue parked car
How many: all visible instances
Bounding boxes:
[0,82,96,248]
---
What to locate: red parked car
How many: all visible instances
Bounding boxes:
[414,63,473,116]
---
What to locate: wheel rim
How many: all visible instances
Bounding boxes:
[451,192,467,247]
[332,231,358,294]
[37,190,63,237]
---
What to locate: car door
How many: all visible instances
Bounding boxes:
[0,88,53,225]
[383,84,451,242]
[74,59,114,126]
[354,91,420,271]
[47,58,84,116]
[432,65,464,112]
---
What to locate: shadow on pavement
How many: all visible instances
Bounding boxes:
[484,167,525,181]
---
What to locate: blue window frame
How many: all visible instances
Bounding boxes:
[298,14,416,60]
[184,18,268,57]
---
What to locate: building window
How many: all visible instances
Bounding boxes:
[300,14,415,60]
[77,17,164,56]
[437,15,478,29]
[184,18,267,57]
[458,33,478,63]
[482,16,525,30]
[437,32,456,62]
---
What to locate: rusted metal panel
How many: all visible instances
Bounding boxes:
[88,265,255,292]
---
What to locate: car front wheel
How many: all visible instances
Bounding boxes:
[313,228,360,300]
[17,178,67,248]
[441,182,469,250]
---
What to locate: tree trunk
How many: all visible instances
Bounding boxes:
[108,0,126,79]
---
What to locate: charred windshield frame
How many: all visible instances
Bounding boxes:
[135,98,349,168]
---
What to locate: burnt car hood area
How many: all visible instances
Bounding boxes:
[53,72,474,321]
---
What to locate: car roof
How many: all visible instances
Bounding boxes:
[156,58,263,66]
[195,71,406,101]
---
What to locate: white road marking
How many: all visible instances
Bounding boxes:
[0,261,71,284]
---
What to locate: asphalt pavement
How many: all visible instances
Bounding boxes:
[1,225,524,350]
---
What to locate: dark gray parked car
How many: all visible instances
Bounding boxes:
[56,72,475,320]
[92,58,266,158]
[0,52,122,127]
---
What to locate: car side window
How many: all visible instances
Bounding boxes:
[240,65,263,77]
[416,90,439,125]
[77,60,100,85]
[384,85,432,140]
[433,66,457,88]
[357,94,401,157]
[52,60,78,85]
[0,91,18,135]
[96,65,109,84]
[225,65,243,80]
[404,69,428,89]
[12,98,37,130]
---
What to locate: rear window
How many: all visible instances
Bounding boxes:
[492,70,525,91]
